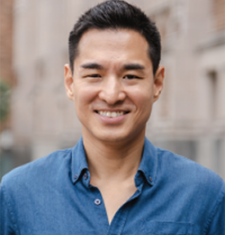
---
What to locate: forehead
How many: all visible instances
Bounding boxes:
[75,28,151,66]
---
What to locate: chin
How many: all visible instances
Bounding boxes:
[97,135,127,143]
[94,130,140,144]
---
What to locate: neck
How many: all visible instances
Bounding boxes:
[82,129,145,184]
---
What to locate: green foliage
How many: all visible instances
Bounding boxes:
[0,80,10,122]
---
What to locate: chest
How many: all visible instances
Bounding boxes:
[14,182,201,235]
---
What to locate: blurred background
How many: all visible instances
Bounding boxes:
[0,0,225,180]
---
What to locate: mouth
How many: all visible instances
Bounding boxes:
[95,110,129,118]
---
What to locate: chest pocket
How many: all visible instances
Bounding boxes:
[143,221,193,235]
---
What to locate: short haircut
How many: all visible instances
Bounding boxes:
[68,0,161,75]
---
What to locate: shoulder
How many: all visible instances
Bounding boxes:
[1,148,73,191]
[155,146,225,231]
[156,147,225,193]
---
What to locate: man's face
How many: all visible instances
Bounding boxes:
[65,29,164,143]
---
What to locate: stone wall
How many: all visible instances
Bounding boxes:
[212,0,225,31]
[0,0,14,86]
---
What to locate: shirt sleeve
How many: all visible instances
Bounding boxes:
[0,182,17,235]
[206,184,225,235]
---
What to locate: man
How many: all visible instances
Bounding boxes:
[1,0,225,234]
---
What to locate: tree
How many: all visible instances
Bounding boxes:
[0,80,10,122]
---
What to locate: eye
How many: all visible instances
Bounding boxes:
[88,74,101,78]
[123,75,141,80]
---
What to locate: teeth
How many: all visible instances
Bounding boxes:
[98,111,125,118]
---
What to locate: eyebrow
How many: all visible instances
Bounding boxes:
[123,63,145,70]
[81,63,104,70]
[80,62,145,71]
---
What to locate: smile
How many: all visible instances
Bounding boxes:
[97,111,128,118]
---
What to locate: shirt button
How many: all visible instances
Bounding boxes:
[94,199,101,205]
[83,173,88,180]
[149,176,153,182]
[74,174,78,180]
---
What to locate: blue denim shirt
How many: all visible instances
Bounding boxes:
[1,137,225,234]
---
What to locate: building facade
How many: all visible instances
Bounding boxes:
[11,0,225,179]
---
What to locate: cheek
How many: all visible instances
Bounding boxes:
[74,84,98,109]
[130,86,154,110]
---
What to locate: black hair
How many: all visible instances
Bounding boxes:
[68,0,161,75]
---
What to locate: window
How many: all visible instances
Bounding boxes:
[208,70,218,119]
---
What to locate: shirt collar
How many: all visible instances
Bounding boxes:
[71,137,89,184]
[71,137,158,186]
[137,137,158,186]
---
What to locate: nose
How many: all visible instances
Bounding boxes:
[98,76,126,105]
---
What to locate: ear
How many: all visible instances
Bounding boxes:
[153,65,165,102]
[64,64,74,100]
